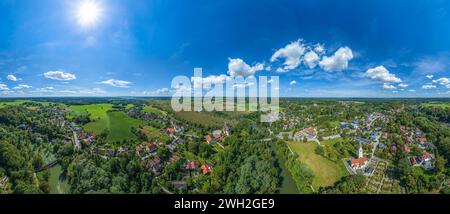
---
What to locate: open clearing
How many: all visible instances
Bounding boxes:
[67,104,146,142]
[423,102,450,109]
[288,141,348,188]
[106,111,147,142]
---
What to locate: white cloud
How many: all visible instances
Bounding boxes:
[314,44,325,54]
[426,75,434,79]
[398,83,408,88]
[271,40,306,71]
[227,58,264,77]
[156,88,169,94]
[433,77,450,85]
[191,74,232,89]
[408,89,416,92]
[422,84,436,89]
[319,47,353,72]
[276,67,288,73]
[99,79,131,88]
[43,70,76,81]
[0,84,9,91]
[58,90,77,94]
[268,79,274,84]
[13,84,32,90]
[142,88,171,96]
[364,66,402,83]
[383,83,397,90]
[79,88,106,95]
[290,80,297,86]
[36,87,55,93]
[303,51,320,69]
[7,75,20,82]
[446,84,450,89]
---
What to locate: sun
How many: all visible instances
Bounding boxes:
[76,0,103,28]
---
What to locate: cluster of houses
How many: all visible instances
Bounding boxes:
[138,125,185,176]
[204,123,231,144]
[410,152,435,170]
[78,132,97,145]
[340,120,360,130]
[185,160,214,175]
[293,127,317,141]
[390,126,436,170]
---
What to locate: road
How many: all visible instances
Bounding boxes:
[371,132,381,158]
[73,130,80,151]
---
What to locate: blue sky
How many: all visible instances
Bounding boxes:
[0,0,450,97]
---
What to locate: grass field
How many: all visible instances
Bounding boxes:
[140,125,170,143]
[288,141,348,188]
[174,111,235,127]
[423,102,450,109]
[106,111,147,142]
[67,104,146,142]
[0,100,52,109]
[143,105,167,116]
[67,104,113,133]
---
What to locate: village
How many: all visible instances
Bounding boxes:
[277,109,438,193]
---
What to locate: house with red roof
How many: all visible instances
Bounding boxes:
[201,164,213,175]
[165,127,175,136]
[205,135,212,144]
[185,160,199,170]
[350,143,369,170]
[351,157,369,170]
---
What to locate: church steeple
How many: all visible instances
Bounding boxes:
[358,143,363,158]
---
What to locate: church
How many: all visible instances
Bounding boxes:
[350,143,369,170]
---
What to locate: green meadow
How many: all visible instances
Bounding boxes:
[423,102,450,109]
[107,111,146,142]
[67,104,146,142]
[288,141,348,189]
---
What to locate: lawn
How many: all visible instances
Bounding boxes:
[67,104,146,142]
[174,111,236,128]
[143,105,167,116]
[140,125,170,143]
[288,141,348,189]
[321,137,343,146]
[423,102,450,109]
[0,100,52,109]
[67,104,113,133]
[107,111,147,142]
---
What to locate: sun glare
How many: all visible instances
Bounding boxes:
[76,0,103,28]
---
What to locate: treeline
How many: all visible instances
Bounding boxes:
[274,140,314,193]
[201,119,279,194]
[65,153,158,193]
[0,106,55,194]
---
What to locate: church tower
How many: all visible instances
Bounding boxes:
[358,143,363,158]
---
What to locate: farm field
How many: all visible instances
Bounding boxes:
[423,102,450,109]
[0,100,52,109]
[67,104,113,133]
[288,141,348,189]
[143,105,167,116]
[174,111,235,128]
[106,111,147,142]
[67,104,146,142]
